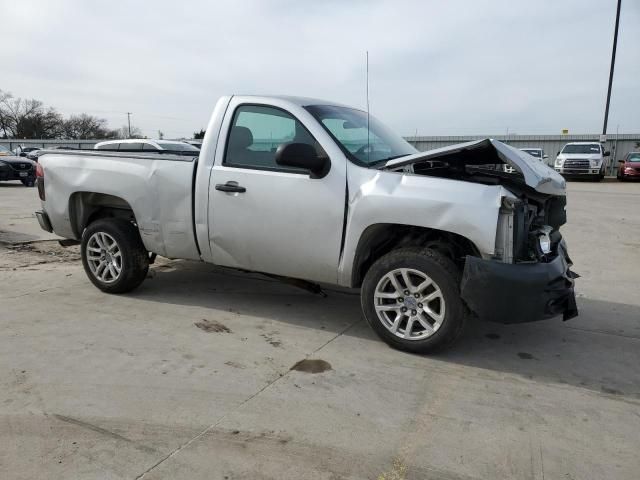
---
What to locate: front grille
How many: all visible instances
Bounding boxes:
[563,159,589,169]
[10,163,33,171]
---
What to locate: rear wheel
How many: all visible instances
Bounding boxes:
[361,248,466,353]
[81,218,149,294]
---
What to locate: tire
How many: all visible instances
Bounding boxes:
[361,247,466,354]
[81,218,149,294]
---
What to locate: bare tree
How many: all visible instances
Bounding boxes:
[62,114,116,139]
[1,88,122,140]
[0,89,57,138]
[193,129,206,139]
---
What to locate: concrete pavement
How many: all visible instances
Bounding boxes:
[1,180,639,479]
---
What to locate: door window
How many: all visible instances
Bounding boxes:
[120,143,143,152]
[224,105,319,172]
[96,143,120,151]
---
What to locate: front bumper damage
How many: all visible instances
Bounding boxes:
[460,243,578,324]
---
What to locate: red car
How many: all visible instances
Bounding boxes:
[617,152,640,181]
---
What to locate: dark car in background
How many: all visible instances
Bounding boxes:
[617,152,640,181]
[0,155,36,186]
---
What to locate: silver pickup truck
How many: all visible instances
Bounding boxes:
[34,95,577,353]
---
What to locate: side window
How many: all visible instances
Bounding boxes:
[224,105,319,172]
[97,143,119,151]
[142,143,159,151]
[120,143,143,152]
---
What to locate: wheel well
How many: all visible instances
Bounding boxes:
[69,192,136,238]
[351,224,480,287]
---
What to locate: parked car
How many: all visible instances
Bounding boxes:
[94,139,200,154]
[503,148,549,173]
[184,140,203,149]
[520,148,548,162]
[12,146,41,157]
[0,155,36,186]
[35,95,577,353]
[554,142,609,180]
[617,152,640,181]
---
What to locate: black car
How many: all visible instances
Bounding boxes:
[0,156,36,187]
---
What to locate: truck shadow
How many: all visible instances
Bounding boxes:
[132,260,640,400]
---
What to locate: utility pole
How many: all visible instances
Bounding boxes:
[126,112,132,138]
[602,0,622,136]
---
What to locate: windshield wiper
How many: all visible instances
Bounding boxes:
[369,154,411,167]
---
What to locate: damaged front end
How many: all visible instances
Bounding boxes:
[462,191,579,324]
[383,138,579,324]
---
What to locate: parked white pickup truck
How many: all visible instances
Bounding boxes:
[34,95,578,353]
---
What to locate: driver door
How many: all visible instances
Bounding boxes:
[209,103,346,284]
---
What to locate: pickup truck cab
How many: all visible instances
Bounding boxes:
[555,142,610,180]
[34,95,577,353]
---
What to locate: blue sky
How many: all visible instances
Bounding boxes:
[1,0,638,138]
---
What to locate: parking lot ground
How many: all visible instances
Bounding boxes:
[1,180,640,479]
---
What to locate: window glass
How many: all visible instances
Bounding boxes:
[156,141,199,152]
[561,144,601,154]
[142,143,159,151]
[224,105,318,171]
[120,143,143,151]
[305,105,416,165]
[96,143,119,151]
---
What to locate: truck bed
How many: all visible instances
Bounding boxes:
[38,149,201,260]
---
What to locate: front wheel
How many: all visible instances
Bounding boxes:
[81,218,149,294]
[361,248,466,354]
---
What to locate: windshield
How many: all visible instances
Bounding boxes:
[521,149,542,158]
[628,153,640,162]
[562,144,601,154]
[0,145,10,153]
[156,141,200,152]
[305,105,417,165]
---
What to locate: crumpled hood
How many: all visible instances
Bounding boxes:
[383,138,567,196]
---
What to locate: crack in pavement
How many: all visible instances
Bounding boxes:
[52,414,157,454]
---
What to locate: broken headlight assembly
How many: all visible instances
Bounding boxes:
[537,226,553,255]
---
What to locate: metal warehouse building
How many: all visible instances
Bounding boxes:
[406,134,639,175]
[2,133,639,175]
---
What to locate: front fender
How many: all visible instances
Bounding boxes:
[337,166,509,286]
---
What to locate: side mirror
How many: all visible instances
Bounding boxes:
[19,152,27,157]
[275,143,330,178]
[556,151,560,155]
[618,159,625,163]
[604,151,611,157]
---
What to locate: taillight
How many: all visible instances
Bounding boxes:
[36,163,45,200]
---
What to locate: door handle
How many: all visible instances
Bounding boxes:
[215,182,246,193]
